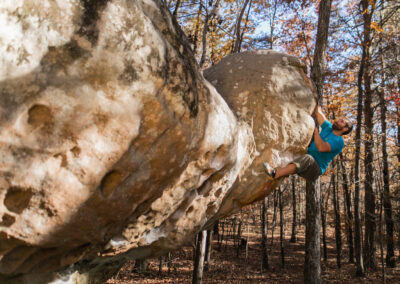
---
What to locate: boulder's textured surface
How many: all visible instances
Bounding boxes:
[0,0,316,283]
[203,50,317,222]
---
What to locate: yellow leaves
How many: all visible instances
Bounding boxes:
[362,8,370,15]
[370,21,383,33]
[364,133,373,141]
[363,0,376,14]
[368,0,376,9]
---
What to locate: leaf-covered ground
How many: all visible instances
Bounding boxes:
[107,211,400,283]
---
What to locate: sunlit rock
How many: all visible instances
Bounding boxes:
[0,0,316,283]
[203,50,317,221]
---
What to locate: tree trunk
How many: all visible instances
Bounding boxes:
[133,259,148,273]
[199,0,220,67]
[310,0,332,98]
[271,190,278,246]
[236,220,242,256]
[261,197,269,270]
[354,16,365,276]
[397,101,400,261]
[361,0,377,271]
[299,182,304,224]
[232,0,251,53]
[290,176,297,243]
[378,66,395,268]
[304,179,321,284]
[239,0,253,51]
[268,0,278,49]
[378,181,386,283]
[204,229,213,271]
[172,0,182,19]
[279,187,285,268]
[192,0,203,54]
[332,160,342,268]
[167,252,171,274]
[158,256,163,274]
[340,154,354,263]
[192,231,207,284]
[304,0,332,281]
[219,221,224,251]
[321,185,328,262]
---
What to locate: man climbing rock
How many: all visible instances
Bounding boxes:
[263,104,353,181]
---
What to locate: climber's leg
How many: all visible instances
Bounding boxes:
[292,154,321,181]
[274,164,296,179]
[263,154,320,181]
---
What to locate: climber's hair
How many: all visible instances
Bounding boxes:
[342,119,353,136]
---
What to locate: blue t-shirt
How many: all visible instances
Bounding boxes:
[307,120,344,174]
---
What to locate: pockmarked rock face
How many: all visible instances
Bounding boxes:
[0,0,316,283]
[203,50,317,220]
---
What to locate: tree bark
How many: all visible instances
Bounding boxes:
[340,154,354,263]
[192,0,203,54]
[204,229,213,271]
[158,256,163,274]
[354,18,365,276]
[332,160,342,268]
[133,259,148,273]
[378,190,387,283]
[378,51,395,268]
[232,0,251,53]
[321,189,327,261]
[310,0,332,98]
[234,0,253,54]
[290,176,297,243]
[304,0,332,281]
[361,0,377,270]
[172,0,182,19]
[192,230,207,284]
[304,179,321,284]
[268,0,278,49]
[199,0,220,67]
[271,190,278,246]
[279,187,285,268]
[261,197,269,270]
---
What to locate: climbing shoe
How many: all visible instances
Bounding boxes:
[263,162,276,178]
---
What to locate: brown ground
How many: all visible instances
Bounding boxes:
[107,206,400,284]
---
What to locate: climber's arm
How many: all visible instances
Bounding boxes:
[313,128,331,152]
[313,105,328,126]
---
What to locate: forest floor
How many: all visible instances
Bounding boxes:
[107,214,400,284]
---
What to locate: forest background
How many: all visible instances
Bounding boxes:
[111,0,400,282]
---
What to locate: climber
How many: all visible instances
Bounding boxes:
[263,104,353,181]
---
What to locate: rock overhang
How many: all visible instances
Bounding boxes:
[0,1,317,283]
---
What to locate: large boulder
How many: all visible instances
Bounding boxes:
[203,50,316,222]
[0,0,316,283]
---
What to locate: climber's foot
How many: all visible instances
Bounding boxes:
[263,162,276,179]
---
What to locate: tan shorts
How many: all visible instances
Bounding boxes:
[292,154,321,181]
